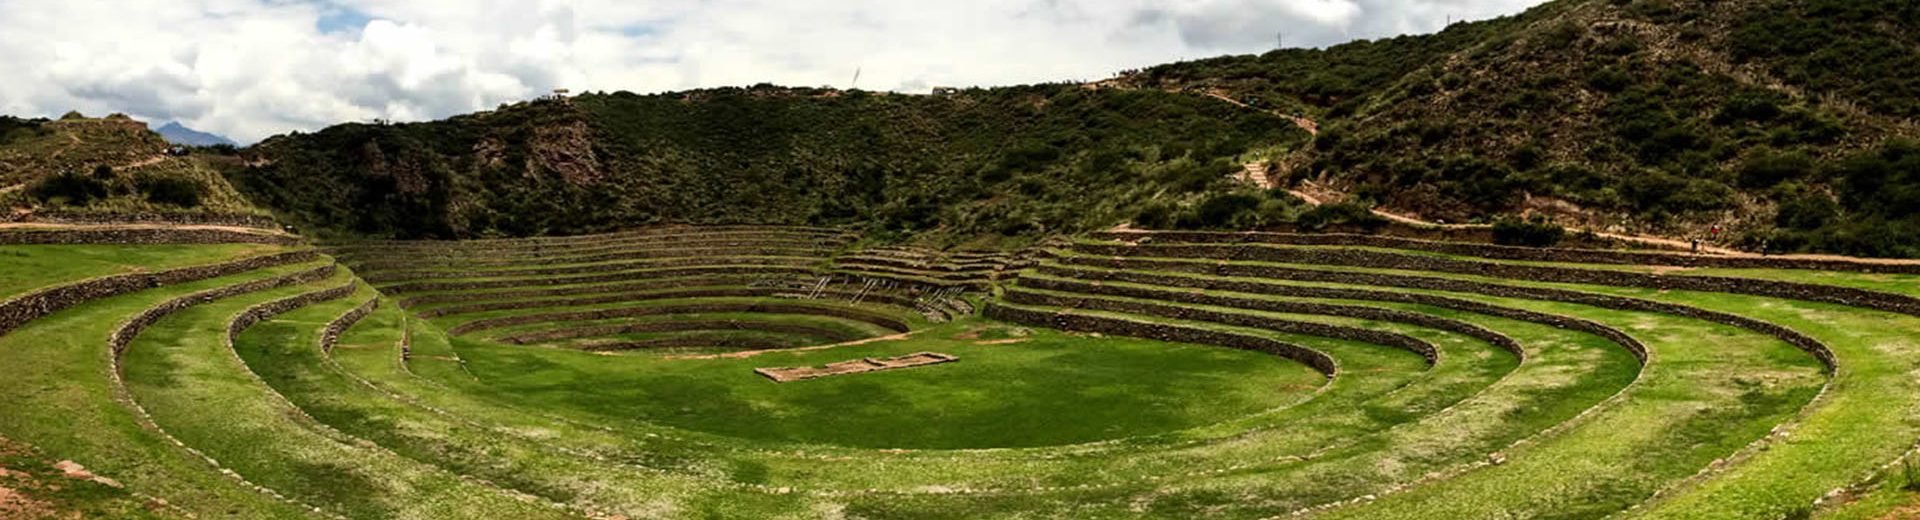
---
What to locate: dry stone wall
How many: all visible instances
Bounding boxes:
[0,250,320,336]
[1002,288,1439,364]
[500,320,866,345]
[378,265,819,294]
[447,301,912,336]
[0,228,300,246]
[1019,275,1524,360]
[1036,264,1642,363]
[320,298,380,354]
[1094,231,1920,274]
[109,264,339,357]
[1071,243,1920,319]
[985,303,1339,377]
[359,256,818,284]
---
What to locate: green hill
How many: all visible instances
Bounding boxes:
[220,0,1917,256]
[1,113,268,221]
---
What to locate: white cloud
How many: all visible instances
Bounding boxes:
[0,0,1547,143]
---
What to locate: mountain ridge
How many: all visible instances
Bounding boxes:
[155,121,238,147]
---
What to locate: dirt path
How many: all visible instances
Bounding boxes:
[118,155,168,170]
[1203,91,1320,135]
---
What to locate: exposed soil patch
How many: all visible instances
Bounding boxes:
[975,338,1031,346]
[755,352,958,382]
[664,331,923,361]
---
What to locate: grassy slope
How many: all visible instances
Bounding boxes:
[119,271,568,519]
[0,243,273,298]
[0,256,324,518]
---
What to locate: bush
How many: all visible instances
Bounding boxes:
[29,171,109,206]
[1187,193,1264,230]
[1297,202,1388,232]
[1492,216,1566,247]
[1737,150,1814,188]
[1134,202,1176,229]
[136,176,205,208]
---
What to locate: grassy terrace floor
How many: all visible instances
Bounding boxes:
[6,227,1920,518]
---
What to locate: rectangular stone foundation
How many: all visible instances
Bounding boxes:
[754,352,957,382]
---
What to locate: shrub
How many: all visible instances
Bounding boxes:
[136,176,206,208]
[1297,202,1388,232]
[1134,202,1176,229]
[29,171,109,206]
[1492,216,1567,247]
[1737,150,1814,188]
[1775,193,1839,231]
[1588,67,1633,93]
[1188,193,1264,230]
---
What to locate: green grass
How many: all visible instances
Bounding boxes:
[0,243,273,298]
[0,255,323,518]
[119,270,567,519]
[9,235,1920,518]
[447,320,1326,449]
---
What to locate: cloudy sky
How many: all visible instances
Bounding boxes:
[0,0,1546,143]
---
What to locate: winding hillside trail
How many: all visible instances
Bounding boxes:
[1203,91,1320,135]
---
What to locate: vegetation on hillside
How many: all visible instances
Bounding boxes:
[1123,0,1920,256]
[235,85,1304,239]
[0,113,265,218]
[206,0,1920,256]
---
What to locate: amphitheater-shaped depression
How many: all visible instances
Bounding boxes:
[4,224,1920,518]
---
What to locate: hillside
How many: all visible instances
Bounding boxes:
[221,0,1920,256]
[1128,0,1920,256]
[233,85,1310,240]
[0,112,268,222]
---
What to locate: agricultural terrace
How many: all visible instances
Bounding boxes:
[2,224,1918,519]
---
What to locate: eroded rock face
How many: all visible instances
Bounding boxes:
[529,121,602,185]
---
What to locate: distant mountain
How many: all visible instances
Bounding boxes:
[156,122,237,147]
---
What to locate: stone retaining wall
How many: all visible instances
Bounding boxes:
[334,229,849,256]
[576,336,798,352]
[108,264,339,356]
[1019,275,1524,361]
[1056,256,1837,370]
[417,288,778,319]
[343,225,847,248]
[1,211,281,229]
[985,303,1339,377]
[1091,231,1920,275]
[330,236,844,263]
[1036,265,1641,364]
[1072,243,1920,320]
[378,265,819,294]
[320,298,380,354]
[0,250,320,336]
[500,320,866,345]
[229,282,359,341]
[359,256,819,284]
[345,245,836,271]
[0,228,300,246]
[395,275,802,307]
[447,301,913,336]
[1002,288,1438,365]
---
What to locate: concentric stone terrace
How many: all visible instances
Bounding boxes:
[2,224,1918,519]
